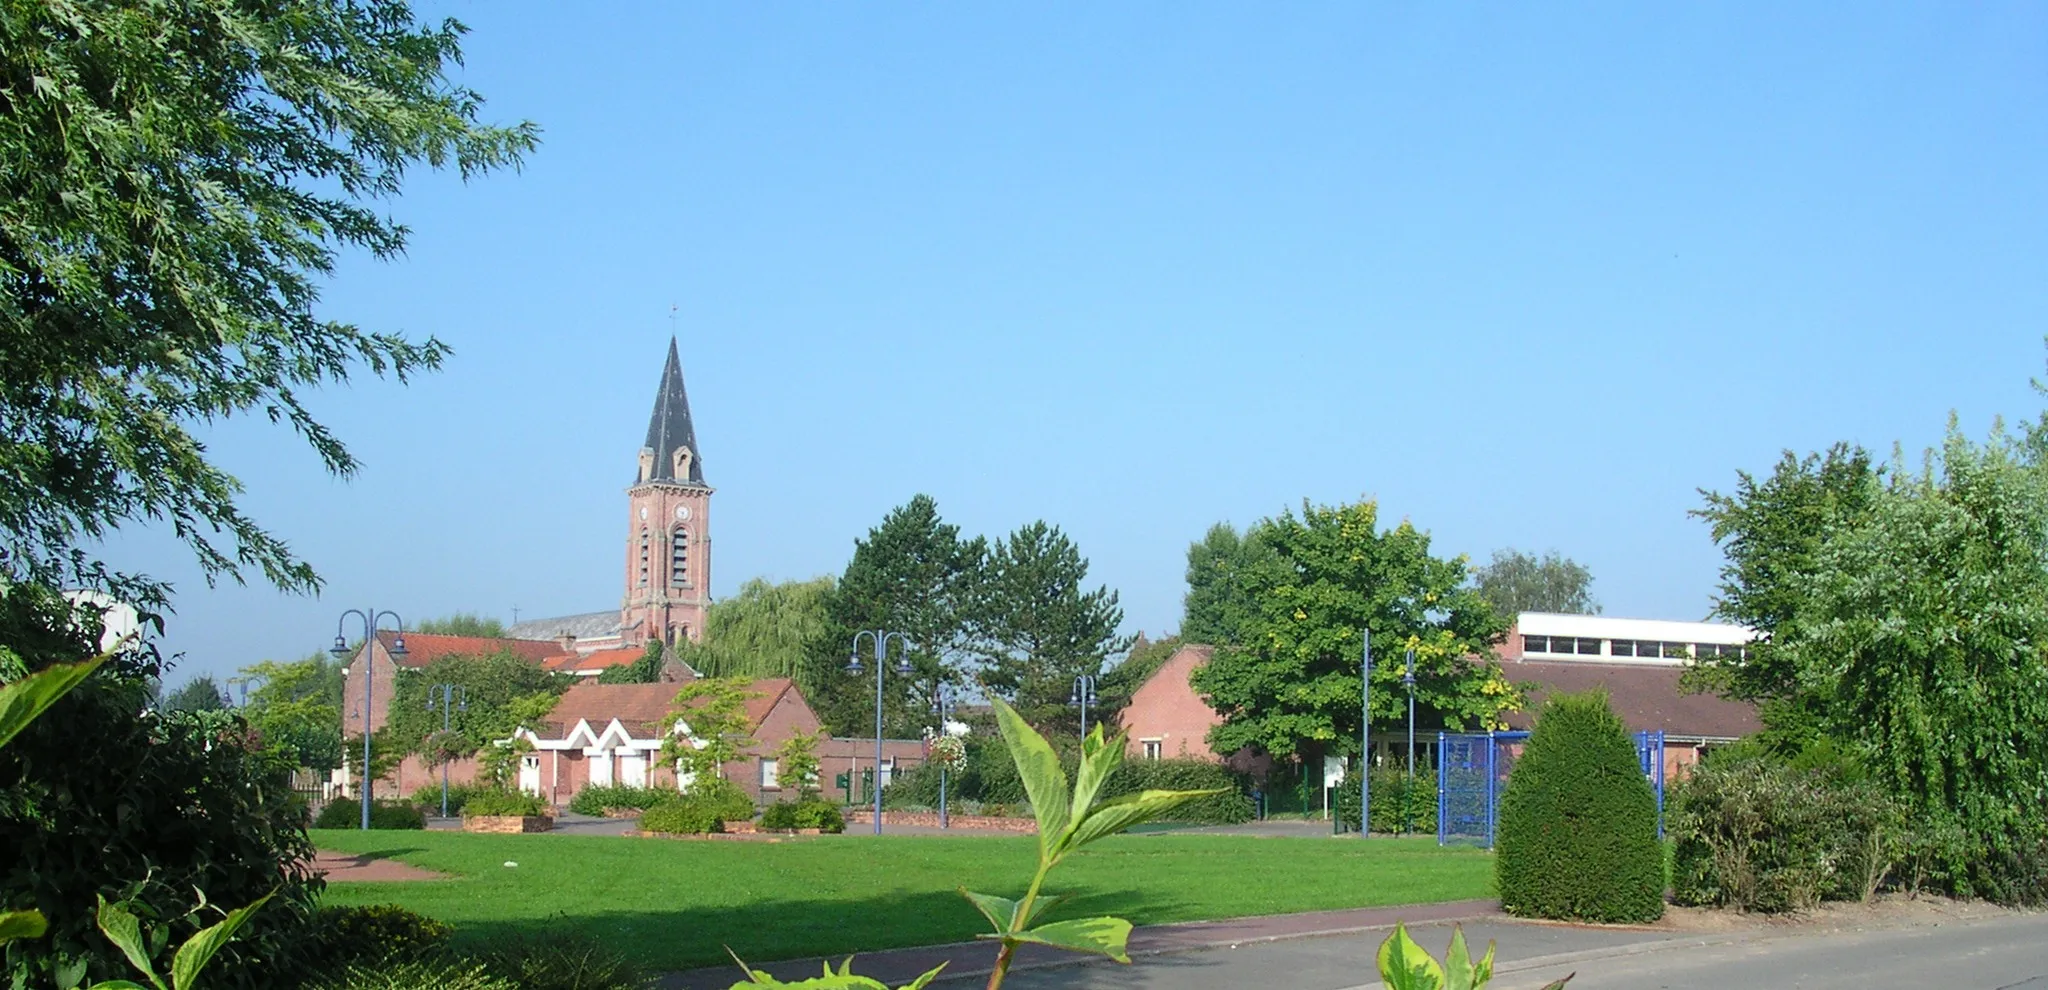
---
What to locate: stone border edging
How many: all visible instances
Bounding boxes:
[842,810,1038,832]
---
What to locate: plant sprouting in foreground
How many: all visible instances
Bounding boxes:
[1378,923,1572,990]
[726,697,1223,990]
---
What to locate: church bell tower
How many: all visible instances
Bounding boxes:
[622,338,712,647]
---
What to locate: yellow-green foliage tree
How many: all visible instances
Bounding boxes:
[662,677,763,786]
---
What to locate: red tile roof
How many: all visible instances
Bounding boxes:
[1500,659,1760,740]
[374,630,565,669]
[538,678,800,738]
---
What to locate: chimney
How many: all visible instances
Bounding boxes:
[558,632,576,653]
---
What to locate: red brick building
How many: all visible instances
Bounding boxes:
[1118,644,1225,761]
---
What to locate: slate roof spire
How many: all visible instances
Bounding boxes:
[636,337,705,486]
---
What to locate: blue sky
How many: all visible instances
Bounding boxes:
[118,2,2048,686]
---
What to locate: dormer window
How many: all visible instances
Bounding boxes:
[670,527,689,586]
[637,447,656,484]
[673,446,694,481]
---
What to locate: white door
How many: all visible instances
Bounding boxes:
[518,755,541,796]
[619,752,648,787]
[589,751,614,787]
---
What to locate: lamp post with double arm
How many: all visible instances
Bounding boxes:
[426,684,468,818]
[847,630,912,836]
[331,609,407,831]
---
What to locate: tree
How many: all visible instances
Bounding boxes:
[775,730,825,797]
[1726,427,2048,901]
[808,496,987,736]
[676,576,835,680]
[596,640,666,684]
[975,522,1130,729]
[163,675,228,712]
[237,653,345,771]
[380,651,571,757]
[1190,499,1519,766]
[0,0,535,612]
[661,677,762,786]
[1691,443,1878,705]
[1472,549,1600,620]
[413,613,507,638]
[1181,523,1279,646]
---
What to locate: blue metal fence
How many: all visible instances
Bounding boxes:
[1436,729,1665,848]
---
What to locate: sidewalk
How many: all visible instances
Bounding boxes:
[657,898,1500,990]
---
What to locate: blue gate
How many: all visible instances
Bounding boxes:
[1437,730,1665,848]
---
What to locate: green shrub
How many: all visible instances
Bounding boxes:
[568,784,673,816]
[885,745,1252,825]
[687,775,755,821]
[1496,691,1665,923]
[759,801,800,830]
[308,959,519,990]
[1,588,327,989]
[638,800,722,835]
[1104,758,1254,824]
[315,797,427,830]
[305,904,454,968]
[1331,765,1439,835]
[461,788,549,818]
[476,929,650,990]
[410,781,491,815]
[793,799,846,833]
[1670,753,1902,912]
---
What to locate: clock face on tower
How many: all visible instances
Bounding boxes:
[639,506,649,520]
[675,505,692,522]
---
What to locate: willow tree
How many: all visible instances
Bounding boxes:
[678,576,836,680]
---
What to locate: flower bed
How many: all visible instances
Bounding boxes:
[462,815,555,834]
[842,809,1036,832]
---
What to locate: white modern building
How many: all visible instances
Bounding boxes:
[1505,611,1753,665]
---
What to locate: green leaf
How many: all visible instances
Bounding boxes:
[1058,725,1123,856]
[95,897,165,990]
[895,963,949,990]
[84,982,154,989]
[959,889,1020,933]
[0,655,108,750]
[0,909,48,944]
[1377,923,1445,990]
[169,891,272,990]
[1066,788,1229,850]
[1535,977,1575,990]
[991,916,1135,964]
[1443,926,1495,990]
[989,698,1069,860]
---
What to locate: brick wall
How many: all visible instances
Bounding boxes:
[1119,645,1224,761]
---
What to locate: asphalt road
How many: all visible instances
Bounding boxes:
[947,913,2048,990]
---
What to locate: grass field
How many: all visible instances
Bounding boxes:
[310,830,1492,972]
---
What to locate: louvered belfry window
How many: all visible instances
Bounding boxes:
[671,528,689,587]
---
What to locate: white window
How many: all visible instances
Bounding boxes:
[759,758,780,790]
[1142,739,1162,760]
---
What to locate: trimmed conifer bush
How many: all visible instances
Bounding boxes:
[1496,690,1665,923]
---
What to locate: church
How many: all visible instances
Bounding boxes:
[507,337,715,653]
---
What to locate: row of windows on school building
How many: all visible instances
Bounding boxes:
[1521,635,1750,661]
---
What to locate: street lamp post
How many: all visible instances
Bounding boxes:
[1070,674,1098,738]
[331,609,407,831]
[426,684,468,818]
[847,630,912,836]
[933,683,953,830]
[1360,628,1373,837]
[1403,648,1418,836]
[226,675,263,708]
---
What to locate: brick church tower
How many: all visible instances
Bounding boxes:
[621,338,712,647]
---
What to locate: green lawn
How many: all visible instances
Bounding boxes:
[311,830,1492,972]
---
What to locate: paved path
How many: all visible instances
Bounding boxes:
[312,849,446,883]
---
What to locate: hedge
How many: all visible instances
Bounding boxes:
[314,799,426,830]
[1496,690,1665,923]
[568,784,674,816]
[1670,752,1902,912]
[638,800,722,835]
[885,744,1253,825]
[760,798,847,832]
[461,788,549,818]
[1332,765,1438,835]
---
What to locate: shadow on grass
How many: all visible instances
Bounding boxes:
[447,883,1191,982]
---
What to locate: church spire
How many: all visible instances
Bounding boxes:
[636,336,705,486]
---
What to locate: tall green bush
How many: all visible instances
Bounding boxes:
[1495,691,1664,923]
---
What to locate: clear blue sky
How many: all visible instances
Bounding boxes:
[118,2,2048,687]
